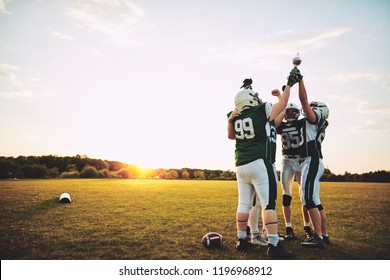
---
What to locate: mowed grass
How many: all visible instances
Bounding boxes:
[0,179,389,260]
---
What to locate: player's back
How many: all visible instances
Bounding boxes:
[232,103,276,166]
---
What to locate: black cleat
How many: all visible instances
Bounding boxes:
[284,227,295,240]
[323,235,330,245]
[236,238,252,251]
[301,233,327,249]
[304,226,314,239]
[266,242,294,259]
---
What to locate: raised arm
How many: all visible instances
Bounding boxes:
[298,79,316,123]
[269,86,290,121]
[227,108,240,140]
[270,88,286,127]
[274,110,286,128]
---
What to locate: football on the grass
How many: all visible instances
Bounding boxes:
[202,232,223,248]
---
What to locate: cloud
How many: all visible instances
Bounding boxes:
[342,96,390,134]
[0,90,36,102]
[328,71,390,125]
[355,100,390,115]
[290,27,352,50]
[245,27,352,55]
[352,116,390,134]
[51,30,75,41]
[61,0,146,45]
[330,91,389,113]
[0,0,12,14]
[0,63,19,78]
[328,71,389,84]
[329,93,362,103]
[200,27,351,64]
[0,63,47,102]
[0,63,20,86]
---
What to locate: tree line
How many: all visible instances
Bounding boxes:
[0,155,236,180]
[0,155,389,182]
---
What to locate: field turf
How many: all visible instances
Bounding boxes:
[0,179,389,260]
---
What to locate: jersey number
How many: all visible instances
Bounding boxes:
[281,130,301,149]
[235,118,255,139]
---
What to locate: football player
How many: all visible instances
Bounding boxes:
[227,68,302,258]
[276,99,313,240]
[297,76,330,249]
[247,89,290,246]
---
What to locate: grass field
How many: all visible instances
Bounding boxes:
[0,179,389,260]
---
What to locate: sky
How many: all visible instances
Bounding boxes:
[0,0,389,175]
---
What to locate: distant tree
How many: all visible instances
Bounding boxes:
[66,164,78,172]
[14,156,27,166]
[156,169,167,179]
[220,171,230,180]
[220,170,235,180]
[79,165,98,178]
[321,168,334,181]
[98,169,111,178]
[21,164,48,178]
[166,169,179,179]
[38,155,58,170]
[84,158,109,170]
[182,170,190,180]
[1,155,388,182]
[47,167,60,178]
[0,158,17,179]
[108,161,125,172]
[194,170,205,180]
[118,168,130,179]
[207,170,222,180]
[373,170,390,182]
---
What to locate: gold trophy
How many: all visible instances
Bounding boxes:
[292,52,302,66]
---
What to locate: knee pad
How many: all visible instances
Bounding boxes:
[282,195,292,206]
[305,202,316,210]
[317,204,324,211]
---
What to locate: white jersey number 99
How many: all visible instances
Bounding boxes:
[235,118,255,139]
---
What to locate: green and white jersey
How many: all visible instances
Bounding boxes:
[298,110,329,159]
[228,103,277,166]
[276,120,303,156]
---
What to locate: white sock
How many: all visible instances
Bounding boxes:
[267,234,279,246]
[286,223,292,228]
[238,230,247,239]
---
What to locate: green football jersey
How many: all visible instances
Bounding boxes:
[276,120,303,156]
[228,103,277,166]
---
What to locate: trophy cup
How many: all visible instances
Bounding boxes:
[292,52,302,66]
[287,52,302,86]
